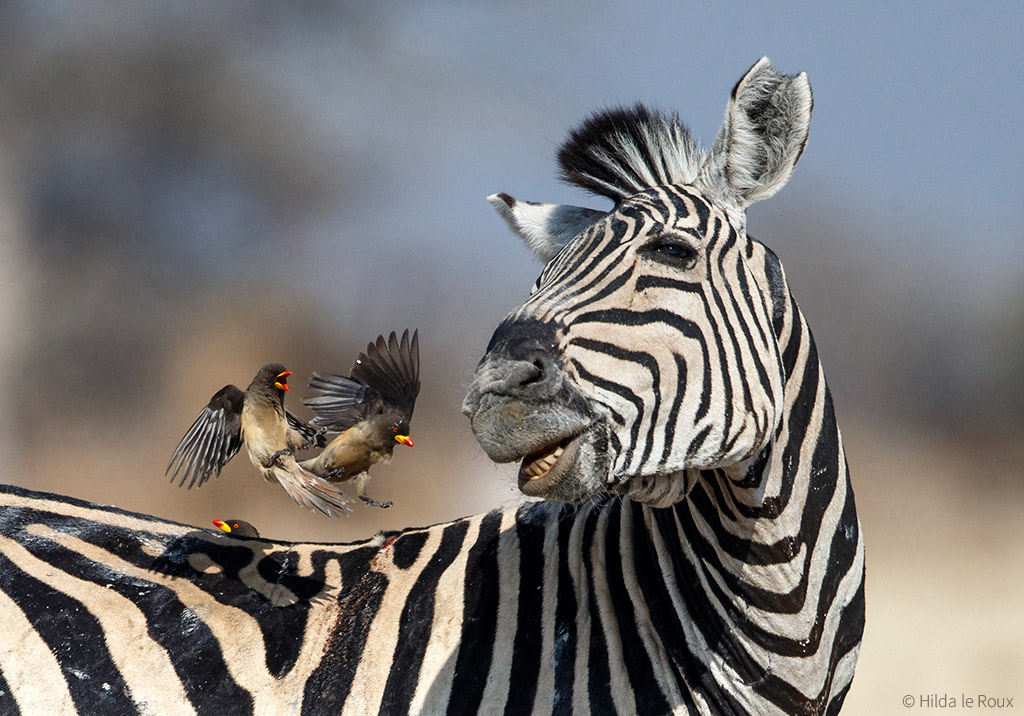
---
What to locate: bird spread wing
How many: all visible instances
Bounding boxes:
[303,329,420,431]
[301,372,382,432]
[271,457,354,517]
[286,409,326,449]
[351,329,420,420]
[167,385,245,489]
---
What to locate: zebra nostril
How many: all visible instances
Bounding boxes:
[519,356,546,386]
[474,321,564,399]
[500,357,547,393]
[510,350,563,398]
[471,350,561,400]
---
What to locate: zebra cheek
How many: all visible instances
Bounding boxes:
[630,285,657,311]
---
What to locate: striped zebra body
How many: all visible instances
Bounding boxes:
[0,464,858,715]
[0,58,863,715]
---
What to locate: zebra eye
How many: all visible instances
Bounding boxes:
[645,237,698,268]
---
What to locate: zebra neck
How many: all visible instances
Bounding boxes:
[622,327,861,710]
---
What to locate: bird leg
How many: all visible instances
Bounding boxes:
[266,449,293,468]
[315,467,391,508]
[354,472,392,509]
[359,495,393,509]
[300,427,328,450]
[321,466,347,481]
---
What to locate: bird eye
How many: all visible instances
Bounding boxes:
[393,426,398,433]
[232,523,239,529]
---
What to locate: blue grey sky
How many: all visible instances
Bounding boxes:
[11,2,1021,275]
[253,1,1023,303]
[3,0,1021,425]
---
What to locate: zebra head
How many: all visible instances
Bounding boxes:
[463,58,812,506]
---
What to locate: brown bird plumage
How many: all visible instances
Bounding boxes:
[166,363,352,517]
[300,330,420,509]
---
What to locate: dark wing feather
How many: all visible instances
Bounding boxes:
[350,329,420,420]
[166,385,245,489]
[286,409,326,448]
[301,372,382,432]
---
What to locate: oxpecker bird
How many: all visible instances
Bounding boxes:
[300,330,420,509]
[212,519,260,538]
[167,363,352,517]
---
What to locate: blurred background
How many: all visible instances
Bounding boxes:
[0,1,1021,711]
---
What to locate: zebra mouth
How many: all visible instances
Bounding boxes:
[520,440,565,480]
[517,434,582,496]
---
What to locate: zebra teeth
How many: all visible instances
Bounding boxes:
[520,442,566,481]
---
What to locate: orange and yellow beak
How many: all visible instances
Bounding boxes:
[394,434,414,447]
[212,519,233,534]
[274,370,292,392]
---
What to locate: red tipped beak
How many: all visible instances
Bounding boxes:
[212,520,230,533]
[395,435,413,447]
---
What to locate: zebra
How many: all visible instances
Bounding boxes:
[462,55,864,713]
[0,58,863,715]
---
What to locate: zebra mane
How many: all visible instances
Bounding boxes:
[557,104,706,203]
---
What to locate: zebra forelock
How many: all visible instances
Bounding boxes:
[557,104,706,204]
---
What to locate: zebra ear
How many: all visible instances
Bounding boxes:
[488,193,604,263]
[698,57,812,210]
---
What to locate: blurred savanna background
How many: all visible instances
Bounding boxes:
[0,2,1021,712]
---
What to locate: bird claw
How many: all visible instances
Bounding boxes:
[359,495,392,509]
[322,467,346,481]
[266,449,292,468]
[301,427,328,450]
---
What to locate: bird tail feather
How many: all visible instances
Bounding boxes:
[271,456,353,517]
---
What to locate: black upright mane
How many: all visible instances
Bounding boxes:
[557,104,706,204]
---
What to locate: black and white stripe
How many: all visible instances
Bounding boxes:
[0,465,861,715]
[0,58,862,715]
[509,184,785,480]
[465,56,864,713]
